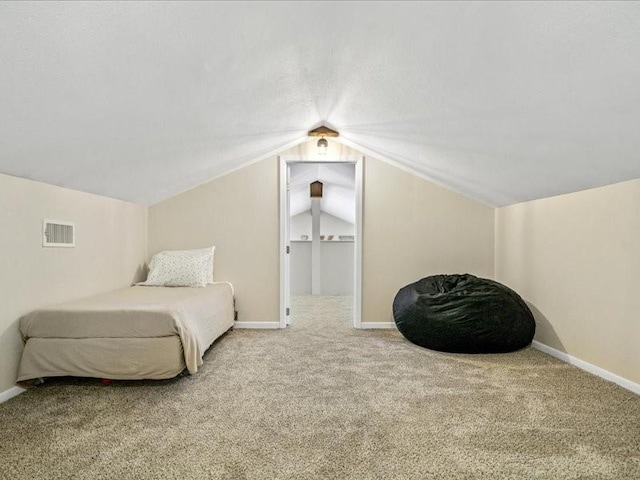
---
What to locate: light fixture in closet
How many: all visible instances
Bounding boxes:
[310,181,323,198]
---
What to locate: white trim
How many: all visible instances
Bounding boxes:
[234,321,281,329]
[532,340,640,395]
[279,155,363,164]
[279,156,288,329]
[360,322,397,329]
[353,157,363,328]
[0,386,26,404]
[279,156,364,330]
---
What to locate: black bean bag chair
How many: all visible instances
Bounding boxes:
[393,274,535,353]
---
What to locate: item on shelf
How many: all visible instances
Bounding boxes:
[320,235,325,240]
[327,235,334,241]
[301,235,309,240]
[339,235,354,241]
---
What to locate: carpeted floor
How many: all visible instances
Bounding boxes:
[1,295,639,479]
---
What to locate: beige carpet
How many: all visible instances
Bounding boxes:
[1,295,639,479]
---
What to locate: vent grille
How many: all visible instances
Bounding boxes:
[43,220,75,247]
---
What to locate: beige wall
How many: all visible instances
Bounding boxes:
[495,179,640,384]
[362,157,495,322]
[3,142,635,391]
[148,157,280,322]
[0,174,147,393]
[148,141,495,325]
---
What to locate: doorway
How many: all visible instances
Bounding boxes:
[279,156,363,329]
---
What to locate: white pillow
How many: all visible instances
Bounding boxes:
[159,247,215,284]
[139,247,215,287]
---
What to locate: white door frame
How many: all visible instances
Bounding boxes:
[279,155,364,329]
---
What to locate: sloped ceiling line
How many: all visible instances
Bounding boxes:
[289,163,355,224]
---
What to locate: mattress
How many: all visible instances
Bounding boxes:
[17,283,234,383]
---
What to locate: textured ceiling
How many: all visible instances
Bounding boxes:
[1,2,640,206]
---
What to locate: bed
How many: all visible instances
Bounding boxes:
[17,282,234,384]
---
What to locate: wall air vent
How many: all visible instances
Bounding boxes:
[43,220,75,247]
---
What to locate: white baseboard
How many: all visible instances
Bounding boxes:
[360,322,397,329]
[0,386,26,404]
[532,340,639,395]
[234,321,281,329]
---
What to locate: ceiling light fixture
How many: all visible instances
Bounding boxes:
[317,136,328,155]
[308,125,339,156]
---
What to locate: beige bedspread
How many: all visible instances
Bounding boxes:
[18,283,234,382]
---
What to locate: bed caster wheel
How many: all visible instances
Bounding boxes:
[101,378,113,386]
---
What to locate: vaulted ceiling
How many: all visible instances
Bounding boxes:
[1,2,639,206]
[289,163,355,224]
